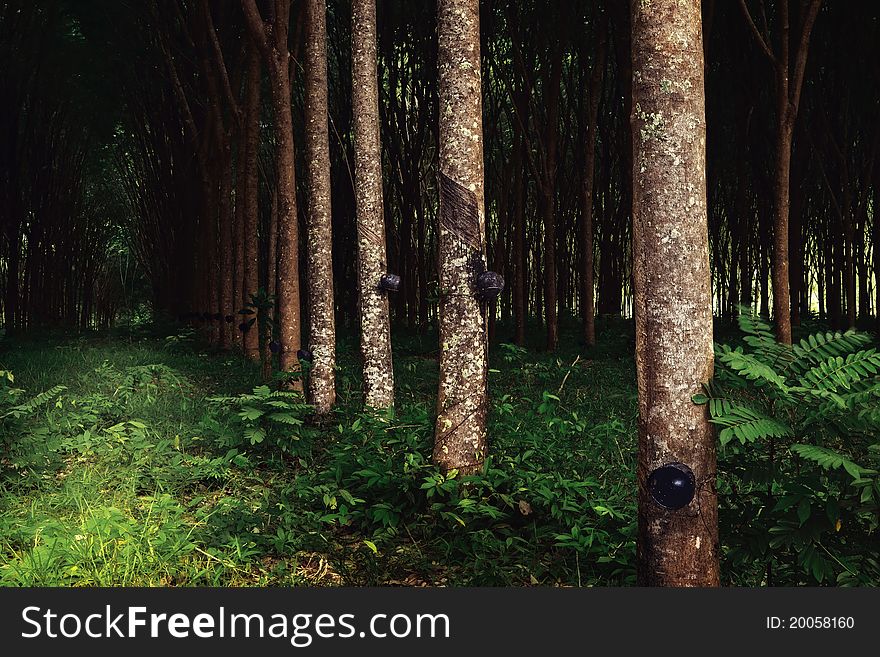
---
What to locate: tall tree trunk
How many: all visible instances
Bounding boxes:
[842,199,856,329]
[242,0,302,387]
[304,0,337,415]
[352,0,394,409]
[631,0,719,587]
[875,165,880,333]
[263,186,279,381]
[512,121,526,346]
[739,0,822,344]
[772,116,795,343]
[417,202,429,330]
[234,120,246,347]
[218,143,235,349]
[542,46,562,352]
[433,0,488,475]
[580,18,606,348]
[242,46,261,360]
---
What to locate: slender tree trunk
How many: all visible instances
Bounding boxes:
[242,46,261,360]
[542,46,562,352]
[789,152,804,328]
[4,230,19,332]
[218,140,235,349]
[417,202,428,330]
[512,125,526,346]
[843,203,856,329]
[352,0,394,409]
[772,115,795,343]
[875,165,880,333]
[434,0,488,475]
[304,0,337,415]
[242,0,302,385]
[275,50,302,380]
[580,21,606,348]
[262,187,279,381]
[234,119,246,347]
[856,202,868,321]
[740,0,821,343]
[631,0,719,587]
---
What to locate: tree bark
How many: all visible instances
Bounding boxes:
[739,0,822,344]
[631,0,719,586]
[875,163,880,333]
[542,46,562,352]
[241,0,303,388]
[304,0,337,415]
[580,17,606,348]
[352,0,394,409]
[433,0,488,475]
[242,45,261,360]
[512,113,526,346]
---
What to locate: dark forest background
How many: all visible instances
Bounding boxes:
[1,1,879,588]
[2,1,878,340]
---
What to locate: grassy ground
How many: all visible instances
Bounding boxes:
[1,317,876,586]
[0,320,638,586]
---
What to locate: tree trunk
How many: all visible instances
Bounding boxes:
[631,0,719,587]
[580,20,606,348]
[434,0,488,475]
[241,0,302,386]
[242,46,261,359]
[542,46,562,352]
[512,122,526,346]
[352,0,394,409]
[304,0,337,415]
[875,165,880,333]
[772,115,794,344]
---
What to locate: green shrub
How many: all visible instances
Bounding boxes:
[696,310,880,585]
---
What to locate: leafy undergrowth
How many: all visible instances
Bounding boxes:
[0,317,876,586]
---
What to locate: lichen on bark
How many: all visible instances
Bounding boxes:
[630,0,719,586]
[352,0,394,410]
[434,0,489,476]
[304,0,337,416]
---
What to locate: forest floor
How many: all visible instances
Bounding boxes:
[1,318,877,586]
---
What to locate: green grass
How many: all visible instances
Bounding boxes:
[1,317,876,586]
[0,320,638,586]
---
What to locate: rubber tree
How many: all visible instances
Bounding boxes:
[433,0,489,475]
[352,0,395,409]
[631,0,719,586]
[241,0,303,388]
[738,0,822,344]
[304,0,337,415]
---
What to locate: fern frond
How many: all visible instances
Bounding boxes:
[790,444,876,480]
[716,345,788,392]
[790,330,873,373]
[799,350,880,392]
[2,384,66,419]
[707,398,792,445]
[267,412,303,426]
[737,308,794,367]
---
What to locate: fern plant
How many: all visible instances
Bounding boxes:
[695,310,880,585]
[207,384,314,456]
[1,370,66,423]
[1,370,66,460]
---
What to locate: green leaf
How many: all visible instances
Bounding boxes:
[790,444,873,481]
[240,406,264,421]
[796,498,811,525]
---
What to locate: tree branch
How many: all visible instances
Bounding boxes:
[200,0,240,121]
[737,0,778,65]
[240,0,270,58]
[788,0,822,114]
